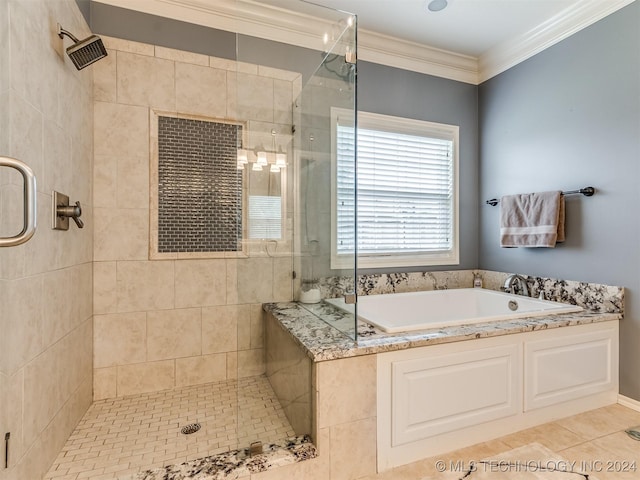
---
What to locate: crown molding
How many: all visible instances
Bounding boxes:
[478,0,637,83]
[93,0,478,84]
[358,30,478,84]
[94,0,633,86]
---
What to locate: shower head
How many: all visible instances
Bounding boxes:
[57,24,107,70]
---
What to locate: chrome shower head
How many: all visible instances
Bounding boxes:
[57,24,107,70]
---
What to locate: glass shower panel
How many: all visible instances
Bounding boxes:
[228,0,357,456]
[293,9,358,341]
[230,17,300,456]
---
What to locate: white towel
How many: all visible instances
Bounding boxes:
[500,191,565,248]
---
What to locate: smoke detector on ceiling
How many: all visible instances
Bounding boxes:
[426,0,448,12]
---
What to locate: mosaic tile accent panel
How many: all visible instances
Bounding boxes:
[158,116,243,252]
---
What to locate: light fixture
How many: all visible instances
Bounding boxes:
[236,128,287,172]
[426,0,448,12]
[256,151,268,166]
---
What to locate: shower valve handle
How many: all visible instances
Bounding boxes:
[57,201,84,228]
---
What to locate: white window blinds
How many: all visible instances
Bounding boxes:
[248,195,282,240]
[334,110,458,268]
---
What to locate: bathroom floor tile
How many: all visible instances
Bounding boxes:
[44,375,295,480]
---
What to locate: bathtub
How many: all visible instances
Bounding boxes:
[324,288,583,333]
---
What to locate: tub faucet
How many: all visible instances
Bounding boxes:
[503,274,530,297]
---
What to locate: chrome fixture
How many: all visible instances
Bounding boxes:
[0,156,37,247]
[57,24,108,70]
[52,191,84,230]
[503,274,530,297]
[486,186,595,206]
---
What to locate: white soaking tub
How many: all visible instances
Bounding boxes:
[324,288,583,333]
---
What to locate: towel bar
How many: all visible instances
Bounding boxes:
[486,187,595,206]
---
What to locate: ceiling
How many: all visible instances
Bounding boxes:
[93,0,634,83]
[256,0,581,57]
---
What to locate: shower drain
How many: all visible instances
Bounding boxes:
[181,423,201,435]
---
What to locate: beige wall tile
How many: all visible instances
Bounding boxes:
[226,71,238,120]
[175,353,226,387]
[175,63,227,117]
[175,259,226,308]
[226,352,238,380]
[2,1,93,477]
[117,360,175,396]
[94,207,149,261]
[93,48,117,102]
[236,304,252,351]
[155,46,209,65]
[238,348,265,378]
[94,261,117,314]
[250,304,265,349]
[226,258,239,304]
[236,257,273,304]
[0,369,24,469]
[237,72,274,122]
[329,417,377,480]
[9,93,43,191]
[23,320,92,450]
[147,308,202,361]
[272,256,293,302]
[0,276,43,375]
[94,154,117,208]
[42,265,91,349]
[317,354,377,428]
[94,312,147,368]
[93,367,117,400]
[102,36,154,55]
[210,56,236,70]
[202,305,246,354]
[117,156,150,209]
[42,120,71,196]
[117,51,175,110]
[116,260,175,312]
[258,65,300,82]
[274,78,293,125]
[94,101,149,158]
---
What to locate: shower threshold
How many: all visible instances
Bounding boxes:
[44,375,313,480]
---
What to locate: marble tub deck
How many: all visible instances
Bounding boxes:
[130,436,317,480]
[264,300,622,362]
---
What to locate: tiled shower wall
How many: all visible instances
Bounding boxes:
[92,36,299,399]
[0,0,94,479]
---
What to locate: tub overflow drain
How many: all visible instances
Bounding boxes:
[181,423,201,435]
[508,300,519,311]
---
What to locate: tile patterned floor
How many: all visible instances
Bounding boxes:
[44,375,296,480]
[365,404,640,480]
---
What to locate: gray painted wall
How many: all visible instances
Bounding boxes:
[357,62,479,273]
[478,2,640,399]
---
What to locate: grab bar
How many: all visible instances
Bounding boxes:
[0,156,37,247]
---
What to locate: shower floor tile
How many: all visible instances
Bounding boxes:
[44,375,296,480]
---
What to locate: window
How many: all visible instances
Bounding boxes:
[248,195,282,240]
[331,109,459,269]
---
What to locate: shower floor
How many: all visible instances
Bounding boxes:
[44,375,296,480]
